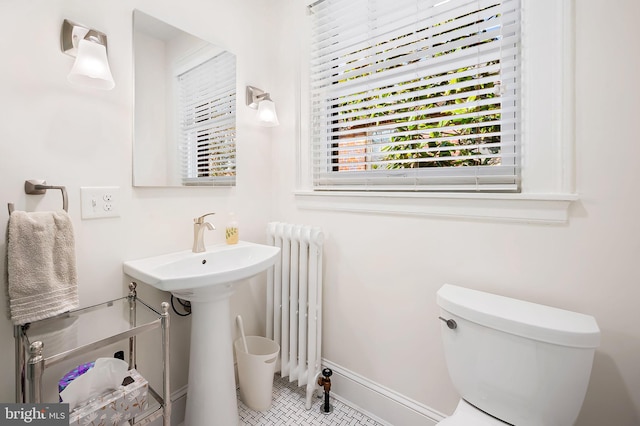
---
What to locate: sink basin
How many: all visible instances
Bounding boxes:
[123,241,280,293]
[123,240,280,426]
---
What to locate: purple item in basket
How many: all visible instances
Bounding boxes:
[58,362,95,395]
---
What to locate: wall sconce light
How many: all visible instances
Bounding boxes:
[61,19,115,90]
[246,86,279,127]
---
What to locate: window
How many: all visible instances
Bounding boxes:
[177,50,236,186]
[309,0,520,192]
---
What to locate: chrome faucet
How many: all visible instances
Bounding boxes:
[193,212,216,253]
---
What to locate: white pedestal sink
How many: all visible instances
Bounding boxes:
[123,241,280,426]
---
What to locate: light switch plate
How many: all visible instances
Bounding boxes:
[80,187,120,219]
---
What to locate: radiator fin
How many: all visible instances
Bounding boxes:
[267,222,324,410]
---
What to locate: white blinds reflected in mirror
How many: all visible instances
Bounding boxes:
[133,10,237,187]
[177,50,236,186]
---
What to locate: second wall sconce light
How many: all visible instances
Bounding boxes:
[246,86,279,127]
[61,19,115,90]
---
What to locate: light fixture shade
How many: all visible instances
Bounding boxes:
[257,98,279,127]
[67,39,115,90]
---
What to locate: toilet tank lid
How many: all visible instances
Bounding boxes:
[437,284,601,348]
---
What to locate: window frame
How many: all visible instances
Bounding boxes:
[308,0,521,192]
[295,0,577,223]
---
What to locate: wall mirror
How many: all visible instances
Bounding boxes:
[133,10,236,187]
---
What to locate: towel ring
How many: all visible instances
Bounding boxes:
[7,180,69,215]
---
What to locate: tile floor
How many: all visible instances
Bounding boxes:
[238,375,386,426]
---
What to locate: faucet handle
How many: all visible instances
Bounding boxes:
[194,212,216,224]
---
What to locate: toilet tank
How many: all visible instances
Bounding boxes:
[437,284,600,426]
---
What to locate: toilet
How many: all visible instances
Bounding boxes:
[436,284,600,426]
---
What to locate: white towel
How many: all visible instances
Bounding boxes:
[7,210,79,325]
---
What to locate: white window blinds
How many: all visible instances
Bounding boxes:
[178,50,236,186]
[309,0,521,192]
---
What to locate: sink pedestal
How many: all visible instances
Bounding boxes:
[180,284,238,426]
[122,242,282,426]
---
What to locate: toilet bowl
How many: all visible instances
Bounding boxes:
[436,284,600,426]
[438,400,507,425]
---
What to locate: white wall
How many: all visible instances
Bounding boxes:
[269,1,640,425]
[134,31,168,185]
[0,0,275,409]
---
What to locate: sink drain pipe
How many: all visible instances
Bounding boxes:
[317,368,333,414]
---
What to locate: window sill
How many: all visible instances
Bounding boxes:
[294,191,578,224]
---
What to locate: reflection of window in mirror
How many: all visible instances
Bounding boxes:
[133,10,237,187]
[175,47,236,186]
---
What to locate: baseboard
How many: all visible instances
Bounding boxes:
[169,385,188,425]
[147,384,188,426]
[321,359,446,426]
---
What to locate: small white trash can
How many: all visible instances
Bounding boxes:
[234,336,280,411]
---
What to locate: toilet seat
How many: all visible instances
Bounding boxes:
[437,400,510,426]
